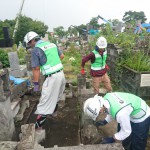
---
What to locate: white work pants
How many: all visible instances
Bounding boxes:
[35,71,66,115]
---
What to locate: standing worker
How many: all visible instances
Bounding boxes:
[83,92,150,150]
[81,36,112,94]
[24,31,66,129]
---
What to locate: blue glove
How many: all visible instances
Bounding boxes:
[100,137,115,144]
[94,120,108,126]
[33,82,39,92]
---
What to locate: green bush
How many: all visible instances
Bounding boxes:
[0,49,10,68]
[125,51,150,71]
[17,47,27,65]
[116,49,150,72]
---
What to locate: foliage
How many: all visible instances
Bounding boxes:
[0,16,48,45]
[88,17,100,29]
[111,19,120,26]
[48,35,57,44]
[53,26,65,38]
[17,47,27,65]
[14,15,48,44]
[62,44,82,79]
[124,51,150,71]
[0,49,10,68]
[71,79,77,86]
[122,11,147,24]
[116,49,150,72]
[67,26,79,37]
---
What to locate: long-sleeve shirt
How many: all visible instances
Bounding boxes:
[81,51,107,77]
[104,100,150,141]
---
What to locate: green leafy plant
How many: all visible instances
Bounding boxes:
[0,49,10,68]
[17,47,27,65]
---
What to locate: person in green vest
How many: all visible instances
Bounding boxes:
[24,31,66,129]
[81,36,112,94]
[83,92,150,150]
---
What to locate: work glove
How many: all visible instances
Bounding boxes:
[81,68,85,75]
[94,120,108,127]
[33,82,39,92]
[105,64,110,71]
[100,137,115,144]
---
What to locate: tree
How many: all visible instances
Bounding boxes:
[122,11,147,24]
[53,26,65,38]
[67,26,78,37]
[14,15,48,44]
[111,19,120,26]
[88,17,100,29]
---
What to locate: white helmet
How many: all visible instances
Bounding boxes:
[24,31,39,45]
[83,95,104,121]
[96,37,107,48]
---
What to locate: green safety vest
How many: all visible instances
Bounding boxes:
[104,92,147,119]
[36,42,63,75]
[91,49,107,70]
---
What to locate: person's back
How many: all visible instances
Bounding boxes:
[24,31,66,129]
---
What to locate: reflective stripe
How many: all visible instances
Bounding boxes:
[111,93,147,119]
[111,93,127,107]
[42,63,63,75]
[95,54,101,58]
[131,100,147,119]
[91,65,105,70]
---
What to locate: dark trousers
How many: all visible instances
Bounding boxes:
[118,117,150,150]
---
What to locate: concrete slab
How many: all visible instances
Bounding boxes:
[45,143,123,150]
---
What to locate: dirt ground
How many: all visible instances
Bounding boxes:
[16,94,80,148]
[40,97,80,148]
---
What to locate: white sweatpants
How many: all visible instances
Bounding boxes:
[35,70,66,115]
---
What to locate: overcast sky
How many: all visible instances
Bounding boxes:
[0,0,150,31]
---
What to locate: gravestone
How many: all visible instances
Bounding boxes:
[8,52,27,77]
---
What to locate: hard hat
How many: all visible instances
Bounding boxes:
[83,95,104,121]
[24,31,39,45]
[96,37,107,48]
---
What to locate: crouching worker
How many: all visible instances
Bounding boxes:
[83,92,150,150]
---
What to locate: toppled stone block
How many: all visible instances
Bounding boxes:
[11,98,21,117]
[47,143,124,150]
[0,96,15,141]
[15,100,29,122]
[0,141,18,150]
[35,129,45,144]
[82,124,102,145]
[17,124,35,150]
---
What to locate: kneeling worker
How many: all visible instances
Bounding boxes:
[83,92,150,150]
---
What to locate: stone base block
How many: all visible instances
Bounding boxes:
[9,65,27,78]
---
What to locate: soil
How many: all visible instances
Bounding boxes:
[15,94,80,148]
[40,97,80,148]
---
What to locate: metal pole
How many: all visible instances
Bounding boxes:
[13,0,25,38]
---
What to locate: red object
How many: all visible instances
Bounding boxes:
[81,52,107,77]
[81,69,85,75]
[105,64,109,71]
